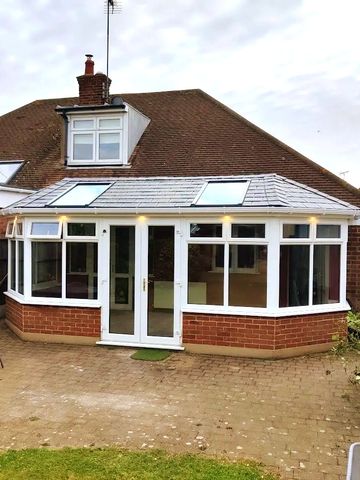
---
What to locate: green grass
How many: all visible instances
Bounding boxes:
[0,448,278,480]
[130,348,171,361]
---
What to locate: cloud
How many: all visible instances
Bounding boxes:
[0,0,360,186]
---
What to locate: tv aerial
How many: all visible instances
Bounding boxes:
[104,0,122,103]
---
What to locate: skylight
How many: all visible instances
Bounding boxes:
[194,181,250,206]
[0,161,22,183]
[51,183,111,207]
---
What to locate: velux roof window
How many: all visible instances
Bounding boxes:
[0,161,22,184]
[193,181,249,206]
[50,183,111,207]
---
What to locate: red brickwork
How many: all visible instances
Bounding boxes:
[77,72,110,105]
[5,296,100,337]
[183,311,347,350]
[347,225,360,311]
[0,215,12,239]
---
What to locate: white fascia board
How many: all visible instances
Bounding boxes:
[3,206,358,217]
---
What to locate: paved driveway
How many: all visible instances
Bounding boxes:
[1,320,359,479]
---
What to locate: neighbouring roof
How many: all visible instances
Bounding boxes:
[1,89,360,206]
[6,174,359,216]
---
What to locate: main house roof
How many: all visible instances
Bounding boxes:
[1,88,359,206]
[7,174,358,216]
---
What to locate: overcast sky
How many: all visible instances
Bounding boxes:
[1,0,360,187]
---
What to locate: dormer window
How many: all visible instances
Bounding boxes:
[69,115,125,165]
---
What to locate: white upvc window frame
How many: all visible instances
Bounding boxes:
[182,217,348,317]
[184,218,269,311]
[68,114,127,166]
[7,217,101,307]
[28,221,62,239]
[5,221,15,238]
[8,220,24,296]
[64,221,98,240]
[279,219,346,311]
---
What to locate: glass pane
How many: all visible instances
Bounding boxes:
[231,224,265,238]
[10,240,16,290]
[148,226,174,337]
[66,243,98,299]
[51,184,110,207]
[229,245,267,307]
[73,133,93,160]
[99,133,120,160]
[195,181,249,206]
[16,222,23,236]
[6,222,14,237]
[316,225,341,238]
[109,226,135,335]
[31,222,59,236]
[18,241,24,294]
[313,245,340,304]
[67,223,96,237]
[283,224,309,238]
[190,223,222,237]
[0,162,22,183]
[99,118,121,129]
[188,244,224,305]
[73,119,94,129]
[279,245,309,307]
[32,242,62,298]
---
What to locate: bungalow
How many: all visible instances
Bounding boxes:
[1,55,360,358]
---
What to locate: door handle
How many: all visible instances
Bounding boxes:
[142,278,146,291]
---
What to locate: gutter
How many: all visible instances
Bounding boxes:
[2,206,359,218]
[0,186,35,194]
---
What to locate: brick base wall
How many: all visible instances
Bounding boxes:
[347,226,360,311]
[183,311,347,350]
[5,296,101,337]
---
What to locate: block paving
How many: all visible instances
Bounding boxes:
[0,319,359,479]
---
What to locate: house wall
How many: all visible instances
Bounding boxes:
[182,311,347,352]
[5,296,101,341]
[347,225,360,311]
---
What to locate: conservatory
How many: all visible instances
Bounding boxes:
[3,174,358,357]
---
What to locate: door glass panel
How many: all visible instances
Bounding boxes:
[147,226,174,337]
[109,226,135,335]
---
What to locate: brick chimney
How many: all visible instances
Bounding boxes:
[76,54,111,105]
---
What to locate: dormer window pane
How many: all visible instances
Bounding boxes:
[73,119,94,129]
[73,134,93,160]
[99,118,121,129]
[99,133,120,160]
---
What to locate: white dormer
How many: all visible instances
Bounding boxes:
[65,104,150,167]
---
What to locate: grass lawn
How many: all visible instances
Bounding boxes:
[0,448,278,480]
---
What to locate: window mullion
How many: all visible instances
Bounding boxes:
[62,240,66,299]
[309,243,314,306]
[267,219,280,310]
[15,240,18,292]
[223,242,229,307]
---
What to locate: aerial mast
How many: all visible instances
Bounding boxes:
[104,0,121,103]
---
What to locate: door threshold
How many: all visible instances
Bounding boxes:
[96,340,184,351]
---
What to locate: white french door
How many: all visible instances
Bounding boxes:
[100,219,182,348]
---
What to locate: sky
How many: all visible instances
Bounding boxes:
[1,0,360,187]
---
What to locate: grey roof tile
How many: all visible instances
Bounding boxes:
[7,174,359,214]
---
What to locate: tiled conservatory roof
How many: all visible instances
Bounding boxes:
[5,174,359,215]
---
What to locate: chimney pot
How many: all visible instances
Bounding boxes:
[84,54,94,75]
